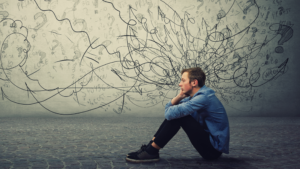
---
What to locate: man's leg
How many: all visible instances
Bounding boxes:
[153,115,222,160]
[147,118,182,152]
[126,119,169,157]
[179,116,222,160]
[125,118,180,162]
[126,115,222,162]
[152,118,182,149]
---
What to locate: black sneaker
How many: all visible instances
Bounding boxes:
[126,149,160,163]
[126,144,147,157]
[126,140,153,157]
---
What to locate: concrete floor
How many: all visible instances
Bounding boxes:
[0,116,300,169]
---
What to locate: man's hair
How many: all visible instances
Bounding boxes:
[181,67,206,87]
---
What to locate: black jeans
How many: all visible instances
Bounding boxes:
[153,115,222,160]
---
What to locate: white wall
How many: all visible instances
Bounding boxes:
[1,0,300,117]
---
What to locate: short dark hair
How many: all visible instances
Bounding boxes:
[181,67,206,87]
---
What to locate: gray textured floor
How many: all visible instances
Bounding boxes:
[0,116,300,169]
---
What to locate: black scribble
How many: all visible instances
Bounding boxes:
[0,0,294,115]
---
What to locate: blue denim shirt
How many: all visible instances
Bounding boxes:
[165,85,230,154]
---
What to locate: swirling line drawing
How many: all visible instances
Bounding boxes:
[0,0,294,115]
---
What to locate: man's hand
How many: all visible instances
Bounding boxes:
[171,89,188,105]
[179,88,189,99]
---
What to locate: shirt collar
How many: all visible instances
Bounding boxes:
[189,85,207,99]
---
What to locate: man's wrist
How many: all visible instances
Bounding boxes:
[178,94,186,100]
[171,94,185,105]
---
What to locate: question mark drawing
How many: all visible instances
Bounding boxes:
[273,24,293,53]
[98,40,112,55]
[34,12,47,30]
[0,11,9,21]
[277,24,293,44]
[278,7,284,16]
[52,39,66,55]
[241,0,255,15]
[73,19,87,31]
[108,15,115,27]
[197,0,204,10]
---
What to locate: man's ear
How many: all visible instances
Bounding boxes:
[192,79,198,87]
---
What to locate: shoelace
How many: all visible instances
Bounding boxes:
[135,144,147,154]
[140,144,147,150]
[136,144,147,157]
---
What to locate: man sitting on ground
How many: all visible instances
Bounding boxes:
[126,67,230,162]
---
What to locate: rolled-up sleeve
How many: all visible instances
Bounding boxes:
[164,93,208,120]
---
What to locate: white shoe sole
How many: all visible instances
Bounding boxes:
[125,157,160,163]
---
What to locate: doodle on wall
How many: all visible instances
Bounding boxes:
[0,0,294,115]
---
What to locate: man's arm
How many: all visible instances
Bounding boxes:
[165,92,208,120]
[171,89,188,105]
[171,94,186,105]
[164,89,189,116]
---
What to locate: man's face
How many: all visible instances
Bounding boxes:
[179,72,193,95]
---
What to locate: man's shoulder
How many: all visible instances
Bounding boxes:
[195,85,215,96]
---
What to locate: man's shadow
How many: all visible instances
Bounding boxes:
[138,155,263,168]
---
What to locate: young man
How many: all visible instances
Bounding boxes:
[126,67,230,162]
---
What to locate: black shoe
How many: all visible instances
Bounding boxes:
[126,148,160,163]
[127,144,147,157]
[126,140,153,157]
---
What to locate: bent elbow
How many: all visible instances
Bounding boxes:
[164,111,172,121]
[165,104,171,110]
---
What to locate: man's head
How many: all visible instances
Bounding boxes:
[179,67,206,96]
